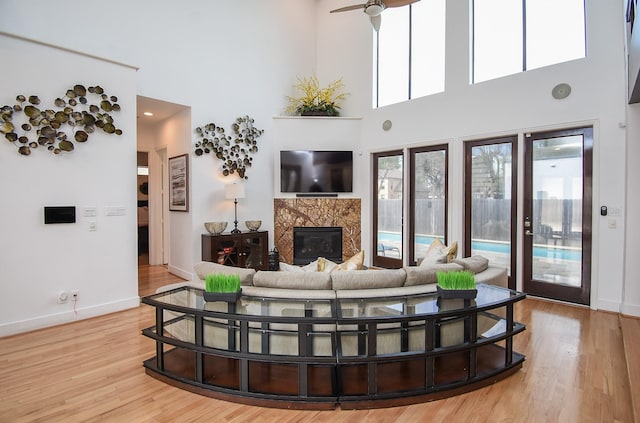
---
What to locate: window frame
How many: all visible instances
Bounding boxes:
[408,144,449,265]
[373,150,405,269]
[373,1,446,108]
[471,0,587,84]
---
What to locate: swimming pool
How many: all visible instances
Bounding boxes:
[378,232,581,262]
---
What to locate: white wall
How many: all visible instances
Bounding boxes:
[0,33,138,335]
[315,0,631,313]
[0,0,319,334]
[0,0,318,262]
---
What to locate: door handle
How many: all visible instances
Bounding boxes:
[525,230,534,236]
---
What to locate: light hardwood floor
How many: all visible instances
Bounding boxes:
[0,265,636,423]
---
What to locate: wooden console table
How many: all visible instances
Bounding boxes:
[141,284,526,409]
[201,231,268,271]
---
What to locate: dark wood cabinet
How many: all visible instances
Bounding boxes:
[201,231,268,270]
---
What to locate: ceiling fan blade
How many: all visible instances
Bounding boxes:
[370,15,382,31]
[330,4,366,13]
[384,0,421,8]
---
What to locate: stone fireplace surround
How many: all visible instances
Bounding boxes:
[273,198,361,264]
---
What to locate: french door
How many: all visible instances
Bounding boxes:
[373,150,404,268]
[523,127,592,304]
[409,145,448,265]
[464,137,517,289]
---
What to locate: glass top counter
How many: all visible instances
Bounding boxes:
[142,283,525,321]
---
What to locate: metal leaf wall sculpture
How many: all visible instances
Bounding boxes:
[0,84,123,156]
[193,115,263,179]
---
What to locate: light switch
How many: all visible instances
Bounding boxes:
[609,207,622,217]
[105,206,126,216]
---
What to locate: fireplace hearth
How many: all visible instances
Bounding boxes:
[293,227,342,265]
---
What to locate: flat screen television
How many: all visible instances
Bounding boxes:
[280,150,353,193]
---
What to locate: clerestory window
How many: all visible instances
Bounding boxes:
[373,0,446,108]
[472,0,586,83]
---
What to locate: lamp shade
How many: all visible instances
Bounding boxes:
[224,183,245,200]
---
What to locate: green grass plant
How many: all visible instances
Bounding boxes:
[205,273,241,293]
[436,270,476,290]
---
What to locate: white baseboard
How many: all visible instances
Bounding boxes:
[0,296,140,337]
[621,302,640,317]
[168,264,193,281]
[596,298,622,314]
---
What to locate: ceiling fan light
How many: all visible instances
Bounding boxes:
[365,5,384,16]
[370,15,382,31]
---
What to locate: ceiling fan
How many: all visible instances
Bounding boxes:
[330,0,421,31]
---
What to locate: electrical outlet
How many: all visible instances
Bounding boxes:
[57,291,69,304]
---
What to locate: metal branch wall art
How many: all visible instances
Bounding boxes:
[193,115,263,179]
[0,84,123,156]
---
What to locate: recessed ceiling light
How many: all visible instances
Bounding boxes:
[143,112,154,116]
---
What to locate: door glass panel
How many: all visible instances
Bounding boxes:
[469,143,513,275]
[531,135,583,286]
[413,149,446,260]
[376,154,403,261]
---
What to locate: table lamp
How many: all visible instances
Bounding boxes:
[224,183,245,233]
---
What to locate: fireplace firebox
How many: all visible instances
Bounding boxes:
[293,227,342,265]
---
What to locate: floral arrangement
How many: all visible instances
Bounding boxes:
[286,76,349,116]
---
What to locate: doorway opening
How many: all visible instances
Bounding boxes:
[137,151,149,265]
[136,96,190,294]
[523,127,592,305]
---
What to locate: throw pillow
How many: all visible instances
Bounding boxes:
[419,239,448,266]
[419,239,458,266]
[317,257,338,272]
[453,255,489,273]
[333,250,365,271]
[446,241,458,262]
[302,259,319,272]
[278,262,304,272]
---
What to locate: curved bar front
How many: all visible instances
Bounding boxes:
[141,284,526,410]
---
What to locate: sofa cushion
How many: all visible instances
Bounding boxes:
[474,265,508,288]
[193,261,255,286]
[241,285,336,300]
[331,268,406,290]
[453,255,489,273]
[404,263,464,287]
[253,270,332,290]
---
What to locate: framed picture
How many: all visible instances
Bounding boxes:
[169,154,189,212]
